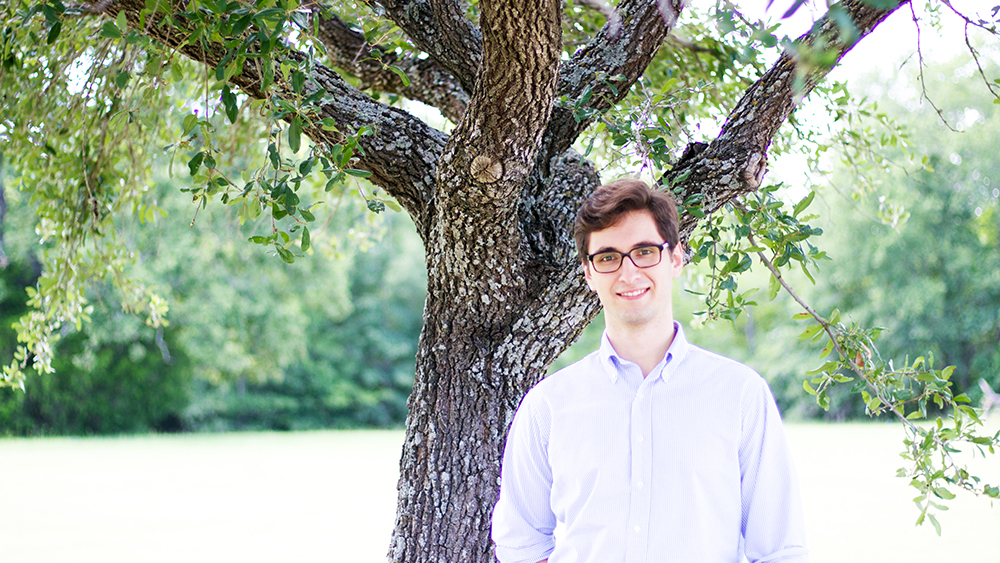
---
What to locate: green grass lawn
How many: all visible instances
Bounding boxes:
[1,418,997,562]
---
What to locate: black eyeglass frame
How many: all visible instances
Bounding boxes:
[586,241,673,274]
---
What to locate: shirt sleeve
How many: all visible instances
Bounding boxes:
[739,376,810,563]
[491,391,557,563]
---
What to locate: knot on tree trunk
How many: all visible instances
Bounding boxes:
[470,154,504,184]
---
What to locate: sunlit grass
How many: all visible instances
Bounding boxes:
[1,418,997,562]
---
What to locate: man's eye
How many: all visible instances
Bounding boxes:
[595,254,617,263]
[635,247,655,256]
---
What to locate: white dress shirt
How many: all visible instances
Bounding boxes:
[492,323,809,563]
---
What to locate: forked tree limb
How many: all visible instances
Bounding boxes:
[313,11,469,122]
[664,0,910,243]
[364,0,482,94]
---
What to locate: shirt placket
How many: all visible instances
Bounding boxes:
[624,372,655,562]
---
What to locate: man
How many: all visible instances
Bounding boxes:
[492,178,809,563]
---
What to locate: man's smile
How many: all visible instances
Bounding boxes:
[617,288,649,298]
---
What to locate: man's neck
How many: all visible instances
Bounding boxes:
[606,317,676,378]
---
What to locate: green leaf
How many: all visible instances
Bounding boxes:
[802,380,817,395]
[300,226,311,251]
[325,174,343,192]
[300,208,316,222]
[928,513,941,536]
[298,156,315,176]
[100,21,122,39]
[114,70,131,89]
[792,312,812,320]
[188,152,205,177]
[388,65,410,86]
[292,70,306,94]
[182,114,198,135]
[46,21,62,44]
[932,487,956,500]
[817,392,830,411]
[940,365,955,380]
[793,191,815,218]
[221,86,238,124]
[268,142,280,170]
[276,246,295,263]
[768,273,781,301]
[345,168,372,178]
[819,338,834,359]
[288,116,302,153]
[798,324,824,340]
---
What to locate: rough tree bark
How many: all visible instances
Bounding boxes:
[90,0,909,561]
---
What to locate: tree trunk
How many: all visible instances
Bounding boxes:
[390,259,600,562]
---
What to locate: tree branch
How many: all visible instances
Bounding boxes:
[437,0,562,205]
[664,0,909,243]
[92,0,446,234]
[939,0,1000,101]
[542,0,684,160]
[365,0,482,94]
[313,11,469,122]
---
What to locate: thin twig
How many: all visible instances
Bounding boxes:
[745,228,969,486]
[909,2,957,131]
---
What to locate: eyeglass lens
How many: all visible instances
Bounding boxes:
[591,246,663,273]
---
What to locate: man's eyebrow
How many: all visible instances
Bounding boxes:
[591,241,663,254]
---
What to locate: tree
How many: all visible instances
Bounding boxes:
[2,0,998,560]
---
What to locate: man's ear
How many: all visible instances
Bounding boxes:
[669,243,684,278]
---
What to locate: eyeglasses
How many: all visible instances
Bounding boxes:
[587,242,671,274]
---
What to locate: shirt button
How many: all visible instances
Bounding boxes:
[636,481,644,489]
[638,435,644,443]
[636,392,644,399]
[634,525,641,532]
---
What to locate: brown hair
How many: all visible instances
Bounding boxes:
[574,178,679,263]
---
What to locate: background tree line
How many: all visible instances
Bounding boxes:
[2,49,998,436]
[0,166,425,434]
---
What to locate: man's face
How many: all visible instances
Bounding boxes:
[584,210,684,330]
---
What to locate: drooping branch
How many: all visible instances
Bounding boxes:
[313,11,469,122]
[938,0,1000,101]
[665,0,909,242]
[364,0,482,94]
[91,0,447,232]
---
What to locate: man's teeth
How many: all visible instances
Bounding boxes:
[620,289,646,297]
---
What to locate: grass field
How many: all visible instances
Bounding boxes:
[1,419,997,562]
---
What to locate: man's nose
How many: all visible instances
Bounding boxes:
[618,255,643,280]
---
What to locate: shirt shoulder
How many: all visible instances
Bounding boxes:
[519,350,605,411]
[675,343,773,402]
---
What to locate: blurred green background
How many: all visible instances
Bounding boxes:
[2,48,999,437]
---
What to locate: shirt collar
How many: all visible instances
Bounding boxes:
[598,321,690,383]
